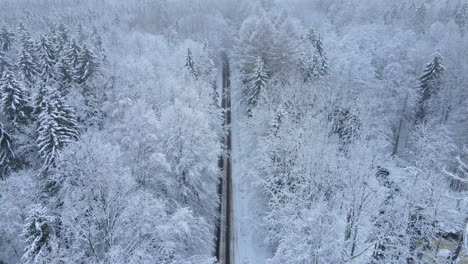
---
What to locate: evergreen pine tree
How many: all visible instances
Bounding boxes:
[37,87,79,170]
[37,36,57,81]
[21,205,58,264]
[64,40,81,69]
[0,70,30,125]
[0,26,15,52]
[245,57,268,115]
[36,106,62,169]
[19,27,36,54]
[53,25,70,66]
[0,122,14,180]
[314,34,324,57]
[299,51,310,81]
[77,24,87,43]
[0,51,11,78]
[199,42,216,79]
[18,22,27,37]
[91,26,107,62]
[18,28,38,78]
[314,34,329,77]
[300,29,329,82]
[91,26,103,51]
[53,37,64,58]
[184,48,198,78]
[54,34,73,88]
[199,41,219,105]
[49,24,68,58]
[18,48,38,84]
[33,83,48,117]
[52,91,79,139]
[304,29,317,46]
[416,52,445,122]
[57,23,69,44]
[47,24,59,49]
[311,53,321,79]
[55,57,74,90]
[75,45,99,84]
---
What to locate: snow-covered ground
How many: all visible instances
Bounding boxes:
[231,86,272,264]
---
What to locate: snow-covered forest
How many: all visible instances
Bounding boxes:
[0,0,467,263]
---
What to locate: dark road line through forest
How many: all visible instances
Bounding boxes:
[216,52,233,264]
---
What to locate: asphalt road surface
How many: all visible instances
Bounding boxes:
[216,52,233,264]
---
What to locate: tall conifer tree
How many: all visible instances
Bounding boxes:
[416,52,445,122]
[184,48,198,78]
[245,57,268,115]
[0,26,15,52]
[0,122,14,179]
[36,87,79,170]
[75,45,98,84]
[0,70,30,126]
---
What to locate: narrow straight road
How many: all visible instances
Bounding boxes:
[216,52,233,264]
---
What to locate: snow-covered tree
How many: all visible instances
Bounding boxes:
[330,107,361,147]
[404,122,456,262]
[199,42,215,78]
[270,105,285,135]
[237,14,276,81]
[33,83,48,117]
[55,57,74,89]
[18,22,27,36]
[245,56,268,115]
[237,9,301,84]
[76,24,87,43]
[53,134,216,263]
[18,27,36,54]
[64,40,81,69]
[259,112,306,206]
[405,206,437,264]
[0,70,30,126]
[0,171,37,262]
[416,51,445,122]
[57,23,69,45]
[299,29,329,82]
[37,88,79,170]
[75,45,99,84]
[445,145,468,192]
[0,51,11,78]
[369,168,408,263]
[37,36,57,81]
[0,26,15,52]
[18,49,38,84]
[158,101,220,221]
[0,122,14,179]
[21,204,58,264]
[184,48,198,78]
[91,26,105,56]
[0,2,465,264]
